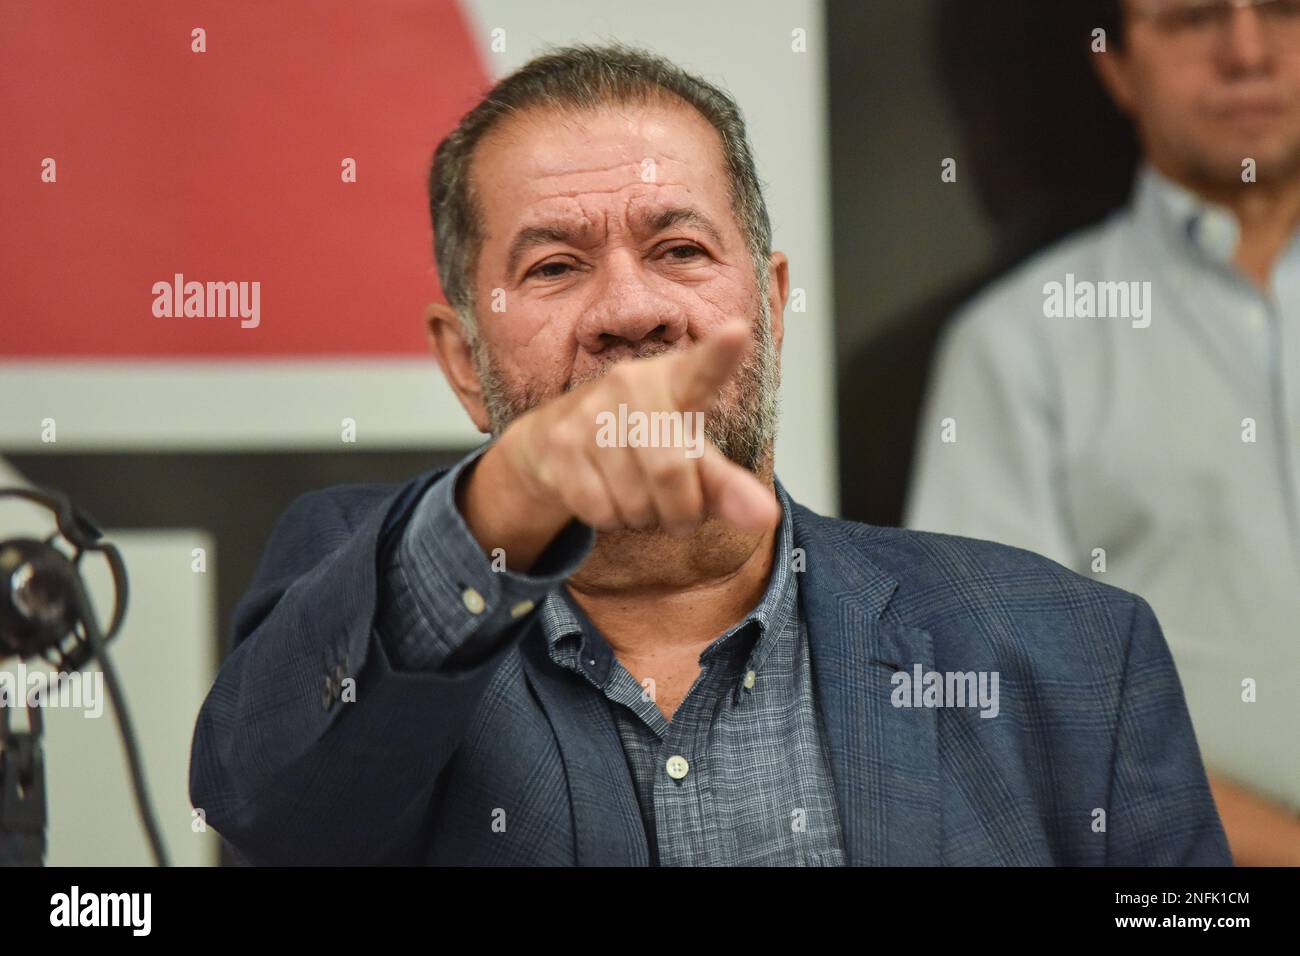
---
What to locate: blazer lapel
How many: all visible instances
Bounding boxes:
[517,625,650,866]
[792,501,942,866]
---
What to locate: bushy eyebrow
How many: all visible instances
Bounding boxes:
[630,206,726,249]
[504,205,726,277]
[505,224,587,277]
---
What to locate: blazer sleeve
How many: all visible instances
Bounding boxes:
[187,453,591,865]
[1105,594,1233,865]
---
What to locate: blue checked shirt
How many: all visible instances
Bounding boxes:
[378,443,846,866]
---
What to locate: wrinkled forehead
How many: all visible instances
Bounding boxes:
[470,99,735,230]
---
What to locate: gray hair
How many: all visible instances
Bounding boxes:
[428,43,774,340]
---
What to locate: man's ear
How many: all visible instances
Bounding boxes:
[766,251,789,355]
[426,301,492,433]
[1091,42,1137,118]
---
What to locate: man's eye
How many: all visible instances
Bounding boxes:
[664,244,705,261]
[530,261,572,279]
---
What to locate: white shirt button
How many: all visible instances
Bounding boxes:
[665,755,689,780]
[509,599,534,619]
[743,669,756,689]
[1198,212,1237,261]
[461,587,486,614]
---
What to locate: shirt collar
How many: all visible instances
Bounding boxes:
[1135,161,1241,268]
[537,478,799,686]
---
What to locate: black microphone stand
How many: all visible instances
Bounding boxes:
[0,696,45,866]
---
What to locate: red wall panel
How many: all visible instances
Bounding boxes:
[0,0,488,357]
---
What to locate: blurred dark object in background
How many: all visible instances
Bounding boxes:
[833,0,1139,526]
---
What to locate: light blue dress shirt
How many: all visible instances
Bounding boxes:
[906,164,1300,813]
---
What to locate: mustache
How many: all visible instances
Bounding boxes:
[562,340,682,393]
[476,315,778,476]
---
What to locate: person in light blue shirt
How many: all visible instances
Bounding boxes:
[907,0,1300,864]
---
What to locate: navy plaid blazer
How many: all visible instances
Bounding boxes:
[188,466,1231,866]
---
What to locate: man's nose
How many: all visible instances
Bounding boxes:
[574,254,689,352]
[1216,6,1274,75]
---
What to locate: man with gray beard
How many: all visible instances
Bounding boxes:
[190,44,1228,866]
[469,286,779,478]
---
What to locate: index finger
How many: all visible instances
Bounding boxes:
[665,320,752,412]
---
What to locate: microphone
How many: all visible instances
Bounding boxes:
[0,485,168,866]
[0,487,125,674]
[0,537,81,664]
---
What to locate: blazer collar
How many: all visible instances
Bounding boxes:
[789,499,942,866]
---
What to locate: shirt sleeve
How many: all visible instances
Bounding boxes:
[378,440,594,672]
[1105,595,1232,865]
[904,302,1079,570]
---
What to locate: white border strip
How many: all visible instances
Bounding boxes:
[0,361,486,451]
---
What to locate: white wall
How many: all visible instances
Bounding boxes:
[42,531,219,866]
